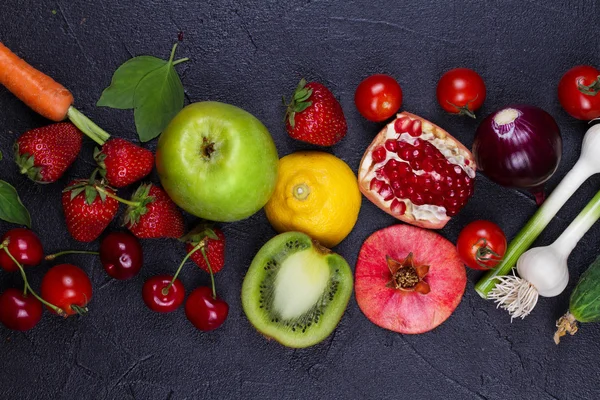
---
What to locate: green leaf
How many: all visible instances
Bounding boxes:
[0,180,31,228]
[133,62,184,142]
[97,56,167,110]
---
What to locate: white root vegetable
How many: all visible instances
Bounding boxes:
[489,185,600,319]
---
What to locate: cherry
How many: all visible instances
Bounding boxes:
[185,287,229,331]
[45,231,143,280]
[184,243,228,331]
[0,289,43,331]
[0,229,44,272]
[99,232,143,280]
[142,276,185,313]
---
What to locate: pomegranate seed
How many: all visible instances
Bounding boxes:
[375,167,385,179]
[413,138,422,147]
[411,149,422,160]
[447,190,457,198]
[391,180,402,190]
[378,184,394,201]
[399,147,412,161]
[446,209,458,217]
[384,159,398,177]
[372,146,386,163]
[453,165,463,176]
[409,120,422,137]
[465,159,470,166]
[410,192,425,205]
[394,117,412,134]
[431,194,445,206]
[418,175,433,187]
[435,159,448,173]
[396,140,408,151]
[406,186,415,196]
[424,193,434,204]
[431,183,444,195]
[408,174,418,185]
[445,198,460,209]
[370,178,384,192]
[412,160,422,170]
[385,139,398,152]
[390,199,407,215]
[422,159,435,172]
[458,189,467,199]
[394,188,406,198]
[445,176,454,187]
[397,162,411,176]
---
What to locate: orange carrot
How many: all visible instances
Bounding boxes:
[0,42,74,122]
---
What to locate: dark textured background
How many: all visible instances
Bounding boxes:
[0,1,599,399]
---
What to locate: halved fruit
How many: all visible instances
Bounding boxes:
[241,232,353,348]
[358,111,476,229]
[355,224,466,334]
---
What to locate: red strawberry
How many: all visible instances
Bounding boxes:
[62,179,119,242]
[183,226,225,274]
[95,138,154,188]
[284,79,347,146]
[15,123,83,183]
[124,183,184,239]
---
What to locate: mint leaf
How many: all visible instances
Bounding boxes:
[97,56,167,110]
[0,180,31,227]
[133,61,184,142]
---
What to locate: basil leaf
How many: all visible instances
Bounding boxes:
[0,180,31,228]
[133,63,184,142]
[97,56,167,110]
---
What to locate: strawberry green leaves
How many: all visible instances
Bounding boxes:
[0,180,31,228]
[97,44,189,142]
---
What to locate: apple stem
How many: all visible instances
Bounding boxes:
[163,241,205,295]
[94,185,140,207]
[0,246,65,316]
[200,246,217,299]
[45,250,100,261]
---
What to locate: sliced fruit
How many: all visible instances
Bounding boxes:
[358,112,476,229]
[241,232,352,348]
[355,225,466,334]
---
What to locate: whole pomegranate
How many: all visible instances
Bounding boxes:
[358,112,476,229]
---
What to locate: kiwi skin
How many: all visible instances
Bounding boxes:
[241,231,353,348]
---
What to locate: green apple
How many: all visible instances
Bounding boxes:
[156,101,279,222]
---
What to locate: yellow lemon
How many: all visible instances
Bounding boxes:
[265,151,361,248]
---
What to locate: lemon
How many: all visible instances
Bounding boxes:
[265,151,361,247]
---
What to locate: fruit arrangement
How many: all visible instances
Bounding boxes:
[2,36,600,350]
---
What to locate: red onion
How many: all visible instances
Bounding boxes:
[473,105,562,204]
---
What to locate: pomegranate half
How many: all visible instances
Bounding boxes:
[358,111,476,229]
[355,224,466,334]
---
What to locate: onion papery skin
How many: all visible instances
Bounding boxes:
[473,105,562,200]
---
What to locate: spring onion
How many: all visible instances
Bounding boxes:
[475,122,600,298]
[488,189,600,319]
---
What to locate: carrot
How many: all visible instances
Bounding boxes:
[0,42,111,146]
[0,42,73,122]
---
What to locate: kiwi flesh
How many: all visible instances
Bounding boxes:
[241,231,353,348]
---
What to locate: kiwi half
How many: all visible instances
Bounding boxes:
[241,232,353,348]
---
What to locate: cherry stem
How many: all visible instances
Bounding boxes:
[162,241,205,296]
[45,250,99,261]
[0,246,65,316]
[200,246,217,299]
[94,185,140,207]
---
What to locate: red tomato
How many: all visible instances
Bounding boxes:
[354,74,402,122]
[436,68,486,118]
[456,220,507,270]
[558,65,600,120]
[40,264,92,316]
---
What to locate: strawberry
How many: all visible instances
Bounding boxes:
[15,123,83,183]
[124,183,184,239]
[284,79,347,146]
[182,226,225,274]
[62,179,119,242]
[95,138,154,188]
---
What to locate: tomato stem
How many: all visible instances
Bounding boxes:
[474,238,503,269]
[163,241,204,295]
[446,95,478,119]
[200,246,217,299]
[45,250,100,261]
[0,246,65,316]
[578,75,600,96]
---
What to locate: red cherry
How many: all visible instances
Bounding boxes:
[142,276,185,313]
[0,229,44,272]
[0,289,43,331]
[185,286,229,331]
[99,232,143,280]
